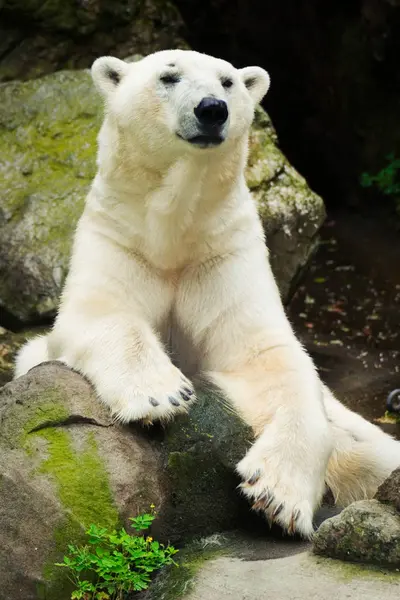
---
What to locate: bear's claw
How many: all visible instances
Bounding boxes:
[236,453,317,539]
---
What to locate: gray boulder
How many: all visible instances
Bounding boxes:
[0,362,253,600]
[0,67,325,323]
[313,499,400,567]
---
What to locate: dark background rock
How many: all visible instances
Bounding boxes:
[0,0,188,82]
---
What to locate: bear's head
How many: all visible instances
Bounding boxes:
[91,49,270,158]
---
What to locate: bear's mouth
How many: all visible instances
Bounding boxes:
[177,133,224,148]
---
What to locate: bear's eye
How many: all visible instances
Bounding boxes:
[221,78,233,89]
[160,73,180,85]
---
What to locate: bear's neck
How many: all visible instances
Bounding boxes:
[95,125,249,211]
[86,130,251,270]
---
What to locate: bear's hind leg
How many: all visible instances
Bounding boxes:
[323,385,400,504]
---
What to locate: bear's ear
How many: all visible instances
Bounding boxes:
[91,56,129,97]
[239,67,270,104]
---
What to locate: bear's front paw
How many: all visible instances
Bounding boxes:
[99,363,196,424]
[236,425,328,539]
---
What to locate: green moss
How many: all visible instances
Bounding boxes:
[0,70,102,319]
[35,428,118,530]
[20,400,119,597]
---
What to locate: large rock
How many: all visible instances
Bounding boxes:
[0,66,325,323]
[313,500,400,567]
[0,362,253,600]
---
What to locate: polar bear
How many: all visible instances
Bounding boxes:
[15,49,400,539]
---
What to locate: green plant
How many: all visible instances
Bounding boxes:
[55,510,178,600]
[360,153,400,197]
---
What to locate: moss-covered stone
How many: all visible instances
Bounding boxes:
[0,69,101,321]
[375,468,400,513]
[313,500,400,567]
[0,362,163,600]
[3,0,138,35]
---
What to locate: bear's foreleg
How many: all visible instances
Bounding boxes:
[43,227,196,423]
[176,246,333,538]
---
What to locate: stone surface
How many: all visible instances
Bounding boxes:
[313,500,400,567]
[375,467,400,513]
[0,67,325,323]
[145,534,400,600]
[0,362,255,600]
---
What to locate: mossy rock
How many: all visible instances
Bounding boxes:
[155,387,254,543]
[313,500,400,567]
[0,363,163,600]
[0,66,324,323]
[0,363,256,599]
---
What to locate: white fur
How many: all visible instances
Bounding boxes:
[15,49,400,538]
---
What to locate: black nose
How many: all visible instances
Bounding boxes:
[194,97,228,127]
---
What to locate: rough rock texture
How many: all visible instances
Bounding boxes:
[375,467,400,512]
[0,362,254,600]
[313,500,400,567]
[0,0,188,82]
[247,108,325,300]
[144,535,400,600]
[0,66,325,323]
